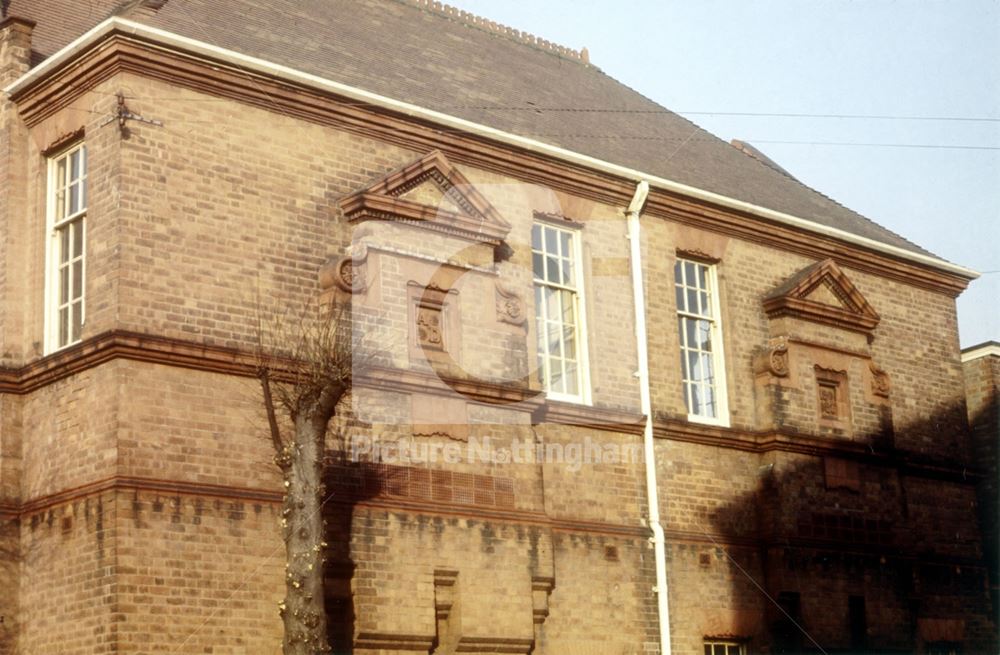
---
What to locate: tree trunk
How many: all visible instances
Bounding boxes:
[280,408,331,655]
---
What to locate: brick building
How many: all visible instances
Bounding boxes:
[0,1,995,653]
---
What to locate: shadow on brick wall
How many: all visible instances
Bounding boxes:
[322,453,397,653]
[708,401,998,654]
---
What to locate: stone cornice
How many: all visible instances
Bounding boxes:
[654,418,983,484]
[341,193,506,247]
[533,400,645,436]
[5,28,971,297]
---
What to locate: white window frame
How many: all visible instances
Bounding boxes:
[675,256,729,426]
[531,221,591,404]
[704,640,746,655]
[44,141,87,353]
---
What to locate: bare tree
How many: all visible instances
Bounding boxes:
[254,297,374,655]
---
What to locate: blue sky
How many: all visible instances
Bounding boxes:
[448,0,999,348]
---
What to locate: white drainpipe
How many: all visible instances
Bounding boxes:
[626,180,671,655]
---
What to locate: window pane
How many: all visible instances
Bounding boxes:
[697,320,711,350]
[57,157,67,188]
[561,257,574,287]
[686,288,698,313]
[72,260,83,299]
[59,307,68,346]
[702,383,716,417]
[561,290,574,325]
[546,256,560,284]
[690,382,701,414]
[80,180,88,211]
[531,224,542,250]
[59,227,70,264]
[546,287,562,321]
[70,149,80,181]
[533,253,544,279]
[80,145,88,175]
[71,302,82,341]
[685,318,698,349]
[700,353,715,384]
[69,183,80,215]
[73,220,84,258]
[684,261,696,285]
[563,325,576,360]
[547,321,563,359]
[549,357,564,392]
[564,361,578,395]
[544,227,557,255]
[59,266,69,305]
[689,350,701,380]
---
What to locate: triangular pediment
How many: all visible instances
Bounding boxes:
[397,180,463,214]
[763,259,880,333]
[803,279,849,309]
[338,150,510,246]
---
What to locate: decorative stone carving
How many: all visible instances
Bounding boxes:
[416,306,444,349]
[814,365,851,434]
[869,362,891,398]
[754,338,789,378]
[767,341,789,377]
[495,281,526,326]
[319,245,368,294]
[407,281,460,367]
[818,382,840,420]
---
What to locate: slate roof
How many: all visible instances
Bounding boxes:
[4,0,932,256]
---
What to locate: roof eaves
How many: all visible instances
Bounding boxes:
[961,342,1000,362]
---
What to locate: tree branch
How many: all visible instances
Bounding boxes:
[259,368,288,458]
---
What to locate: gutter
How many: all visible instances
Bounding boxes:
[2,17,979,281]
[626,181,672,655]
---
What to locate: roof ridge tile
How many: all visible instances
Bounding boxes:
[397,0,590,64]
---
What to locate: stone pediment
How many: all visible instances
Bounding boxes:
[338,150,511,247]
[762,259,880,333]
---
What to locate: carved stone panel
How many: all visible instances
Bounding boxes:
[815,366,851,436]
[407,282,460,369]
